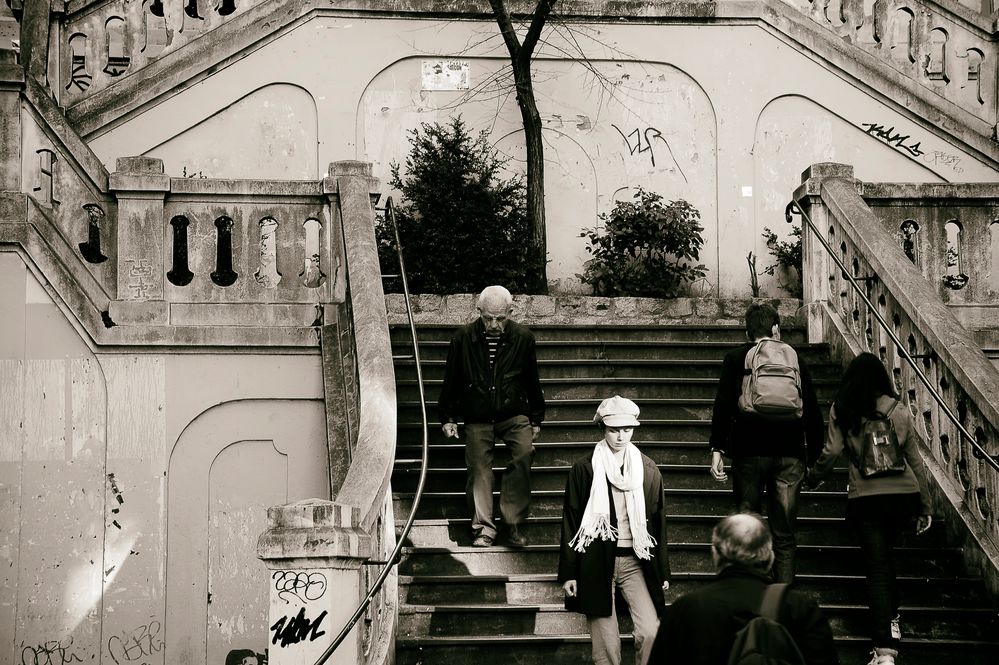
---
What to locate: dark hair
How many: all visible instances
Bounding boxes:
[832,352,898,436]
[745,303,780,340]
[711,512,773,571]
[225,650,259,665]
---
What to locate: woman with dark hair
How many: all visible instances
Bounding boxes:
[807,353,932,665]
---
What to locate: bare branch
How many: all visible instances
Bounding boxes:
[488,0,523,61]
[521,0,558,61]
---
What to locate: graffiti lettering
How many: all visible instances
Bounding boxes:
[611,124,688,182]
[922,149,965,174]
[20,639,84,665]
[107,620,164,665]
[860,122,925,158]
[273,571,328,604]
[270,607,328,647]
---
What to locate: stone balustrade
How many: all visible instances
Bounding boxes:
[796,162,999,596]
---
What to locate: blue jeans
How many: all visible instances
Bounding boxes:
[731,456,805,583]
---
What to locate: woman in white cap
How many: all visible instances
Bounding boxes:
[557,395,671,665]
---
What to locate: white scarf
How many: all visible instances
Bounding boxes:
[568,440,657,560]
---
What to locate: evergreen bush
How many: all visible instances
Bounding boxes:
[376,117,532,294]
[578,188,706,297]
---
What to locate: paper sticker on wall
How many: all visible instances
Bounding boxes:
[422,59,470,91]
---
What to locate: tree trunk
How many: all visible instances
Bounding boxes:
[512,56,548,294]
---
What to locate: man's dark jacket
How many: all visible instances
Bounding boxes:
[709,341,824,464]
[438,319,545,425]
[651,565,838,665]
[557,452,671,617]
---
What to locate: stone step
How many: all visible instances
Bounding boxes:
[391,464,850,494]
[390,324,809,345]
[396,396,832,423]
[392,358,844,382]
[397,515,946,550]
[394,488,850,520]
[396,602,997,641]
[399,571,987,608]
[396,377,842,402]
[392,339,831,362]
[396,543,964,578]
[396,418,824,444]
[394,440,808,468]
[394,635,999,665]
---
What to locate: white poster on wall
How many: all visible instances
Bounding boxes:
[422,59,470,91]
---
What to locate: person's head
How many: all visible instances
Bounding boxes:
[833,352,898,436]
[593,395,641,452]
[745,302,780,342]
[225,650,259,665]
[477,285,514,334]
[711,513,774,573]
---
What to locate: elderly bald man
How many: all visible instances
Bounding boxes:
[439,285,546,548]
[651,513,838,665]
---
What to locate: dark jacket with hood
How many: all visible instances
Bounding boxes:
[438,319,546,425]
[557,450,671,617]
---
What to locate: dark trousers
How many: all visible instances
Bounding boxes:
[849,505,905,650]
[464,415,535,539]
[731,456,805,583]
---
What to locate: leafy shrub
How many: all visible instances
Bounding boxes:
[762,225,803,297]
[376,117,532,294]
[578,188,706,297]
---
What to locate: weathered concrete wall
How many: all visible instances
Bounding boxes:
[0,251,330,665]
[86,15,999,296]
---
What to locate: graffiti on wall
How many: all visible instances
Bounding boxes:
[272,570,327,604]
[611,124,688,182]
[860,120,966,174]
[20,639,84,665]
[107,620,164,665]
[269,607,328,647]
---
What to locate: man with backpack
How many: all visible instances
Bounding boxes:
[650,513,838,665]
[708,303,824,583]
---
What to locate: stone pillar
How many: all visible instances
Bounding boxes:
[258,499,371,665]
[0,50,22,192]
[794,163,856,344]
[110,157,169,301]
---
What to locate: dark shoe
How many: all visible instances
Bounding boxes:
[472,534,494,547]
[508,527,528,548]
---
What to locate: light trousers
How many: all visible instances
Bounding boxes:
[464,415,535,539]
[587,555,660,665]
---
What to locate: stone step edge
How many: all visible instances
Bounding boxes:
[393,488,849,498]
[397,602,995,615]
[399,543,959,555]
[400,515,847,526]
[395,634,998,648]
[398,571,979,584]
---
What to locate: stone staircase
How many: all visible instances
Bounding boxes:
[390,323,999,664]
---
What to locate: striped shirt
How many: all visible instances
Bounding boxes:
[486,333,501,365]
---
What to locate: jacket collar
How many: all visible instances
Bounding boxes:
[716,564,773,583]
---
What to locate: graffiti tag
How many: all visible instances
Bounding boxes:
[107,620,164,665]
[20,639,84,665]
[272,571,328,604]
[860,122,924,158]
[611,124,688,182]
[270,607,328,647]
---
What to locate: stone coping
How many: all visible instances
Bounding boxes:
[385,294,805,327]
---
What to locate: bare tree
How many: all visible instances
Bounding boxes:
[488,0,556,294]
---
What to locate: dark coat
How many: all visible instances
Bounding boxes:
[709,341,825,464]
[650,565,839,665]
[557,451,671,618]
[438,319,546,426]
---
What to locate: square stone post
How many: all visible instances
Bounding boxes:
[258,499,372,665]
[794,163,856,344]
[110,156,169,301]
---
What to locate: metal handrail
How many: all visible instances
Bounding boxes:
[313,197,431,664]
[786,196,999,473]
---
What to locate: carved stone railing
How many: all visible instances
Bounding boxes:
[795,162,999,597]
[797,0,997,128]
[859,182,999,330]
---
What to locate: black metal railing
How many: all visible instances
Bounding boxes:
[786,197,999,473]
[313,196,430,664]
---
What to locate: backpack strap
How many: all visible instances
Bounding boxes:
[759,583,788,622]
